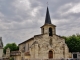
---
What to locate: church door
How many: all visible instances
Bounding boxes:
[48,50,53,59]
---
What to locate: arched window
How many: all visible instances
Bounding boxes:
[49,27,52,36]
[28,43,29,50]
[48,50,53,59]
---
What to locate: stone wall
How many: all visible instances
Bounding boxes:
[29,34,70,59]
[0,48,3,58]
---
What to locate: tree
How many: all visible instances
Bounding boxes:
[63,34,80,52]
[3,43,19,54]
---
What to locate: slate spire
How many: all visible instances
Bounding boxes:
[45,7,52,24]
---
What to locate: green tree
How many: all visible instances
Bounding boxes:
[3,43,19,54]
[63,34,80,52]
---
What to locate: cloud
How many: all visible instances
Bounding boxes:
[0,0,80,46]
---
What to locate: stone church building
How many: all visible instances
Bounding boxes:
[19,7,71,59]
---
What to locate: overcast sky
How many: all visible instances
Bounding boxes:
[0,0,80,46]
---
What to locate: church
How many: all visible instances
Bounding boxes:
[18,7,71,59]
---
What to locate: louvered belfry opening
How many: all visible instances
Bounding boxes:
[49,27,52,36]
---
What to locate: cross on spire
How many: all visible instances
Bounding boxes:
[47,2,49,6]
[45,7,52,24]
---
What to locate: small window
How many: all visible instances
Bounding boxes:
[49,38,52,46]
[42,28,44,34]
[28,43,29,50]
[49,27,52,36]
[73,54,77,58]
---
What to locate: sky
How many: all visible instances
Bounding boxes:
[0,0,80,46]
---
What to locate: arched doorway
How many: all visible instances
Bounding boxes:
[48,50,53,59]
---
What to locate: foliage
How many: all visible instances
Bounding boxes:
[63,34,80,52]
[3,43,19,54]
[9,57,14,60]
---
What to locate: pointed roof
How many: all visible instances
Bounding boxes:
[45,7,52,24]
[0,37,3,48]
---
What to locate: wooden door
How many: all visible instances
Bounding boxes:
[49,50,53,59]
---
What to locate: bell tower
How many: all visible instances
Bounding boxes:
[41,7,56,36]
